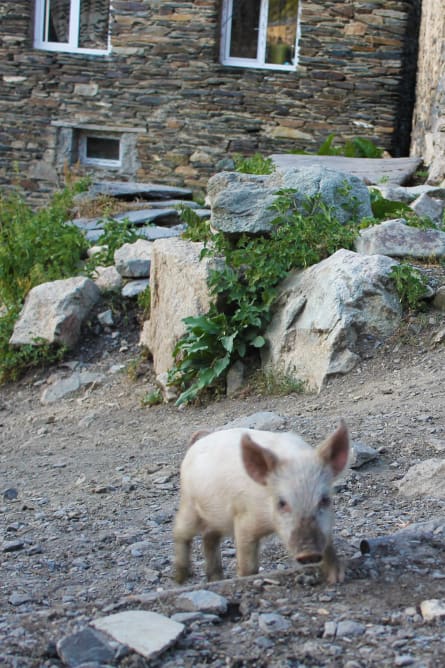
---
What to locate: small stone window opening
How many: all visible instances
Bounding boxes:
[220,0,300,71]
[34,0,111,54]
[79,133,121,167]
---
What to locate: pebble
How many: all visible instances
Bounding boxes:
[2,540,24,552]
[258,612,292,634]
[394,656,415,667]
[176,590,228,615]
[57,628,115,666]
[3,487,18,501]
[8,592,35,606]
[420,599,445,621]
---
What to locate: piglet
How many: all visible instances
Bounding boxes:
[174,420,349,584]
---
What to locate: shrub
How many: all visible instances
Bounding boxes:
[233,153,275,175]
[0,183,88,306]
[389,263,429,311]
[0,181,88,382]
[170,191,358,404]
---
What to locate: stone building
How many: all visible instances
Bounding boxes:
[411,0,445,183]
[0,1,421,202]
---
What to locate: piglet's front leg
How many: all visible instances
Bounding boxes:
[322,542,345,584]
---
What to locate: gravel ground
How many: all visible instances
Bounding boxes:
[1,307,445,667]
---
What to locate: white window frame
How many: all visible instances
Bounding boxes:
[220,0,301,71]
[34,0,111,55]
[78,132,121,168]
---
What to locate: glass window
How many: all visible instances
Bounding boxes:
[221,0,300,70]
[79,133,121,167]
[34,0,111,54]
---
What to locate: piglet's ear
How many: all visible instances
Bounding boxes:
[241,433,278,486]
[317,419,350,477]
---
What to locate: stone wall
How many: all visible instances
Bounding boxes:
[411,0,445,183]
[0,1,419,203]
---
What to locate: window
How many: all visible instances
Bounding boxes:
[220,0,300,70]
[78,132,121,167]
[34,0,111,54]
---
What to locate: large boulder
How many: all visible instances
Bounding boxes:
[207,166,372,235]
[206,171,277,235]
[10,277,100,349]
[355,218,445,258]
[261,249,402,391]
[276,165,372,224]
[140,238,222,376]
[396,459,445,499]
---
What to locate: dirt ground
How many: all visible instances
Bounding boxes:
[1,304,445,668]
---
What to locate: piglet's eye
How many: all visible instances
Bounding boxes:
[319,495,331,508]
[277,498,290,512]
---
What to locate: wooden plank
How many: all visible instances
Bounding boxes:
[269,154,423,186]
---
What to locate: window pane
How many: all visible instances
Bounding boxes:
[46,0,70,43]
[229,0,260,59]
[266,0,299,65]
[86,136,120,161]
[78,0,110,49]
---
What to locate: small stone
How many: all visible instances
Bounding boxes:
[394,655,415,667]
[121,279,150,298]
[420,599,445,621]
[350,441,379,468]
[98,309,114,327]
[176,590,228,615]
[403,607,417,617]
[3,488,18,501]
[323,621,337,638]
[57,627,115,666]
[336,620,366,637]
[222,411,286,431]
[109,364,126,374]
[258,612,292,634]
[8,592,35,606]
[129,541,151,557]
[254,635,275,649]
[3,540,25,553]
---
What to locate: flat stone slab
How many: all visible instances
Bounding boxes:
[115,208,181,226]
[91,610,184,660]
[89,181,193,200]
[270,155,423,186]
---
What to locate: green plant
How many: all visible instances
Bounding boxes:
[249,369,306,396]
[141,388,163,407]
[369,188,411,220]
[295,134,384,159]
[389,263,429,311]
[0,183,89,305]
[0,181,91,383]
[179,206,212,242]
[169,191,358,404]
[137,286,151,319]
[233,153,275,175]
[0,305,67,383]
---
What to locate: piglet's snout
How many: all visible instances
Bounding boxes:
[291,518,326,566]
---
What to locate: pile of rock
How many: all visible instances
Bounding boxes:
[8,167,445,401]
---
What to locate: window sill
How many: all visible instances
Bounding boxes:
[221,59,297,73]
[33,42,111,56]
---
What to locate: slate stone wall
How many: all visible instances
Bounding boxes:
[0,0,420,203]
[411,0,445,183]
